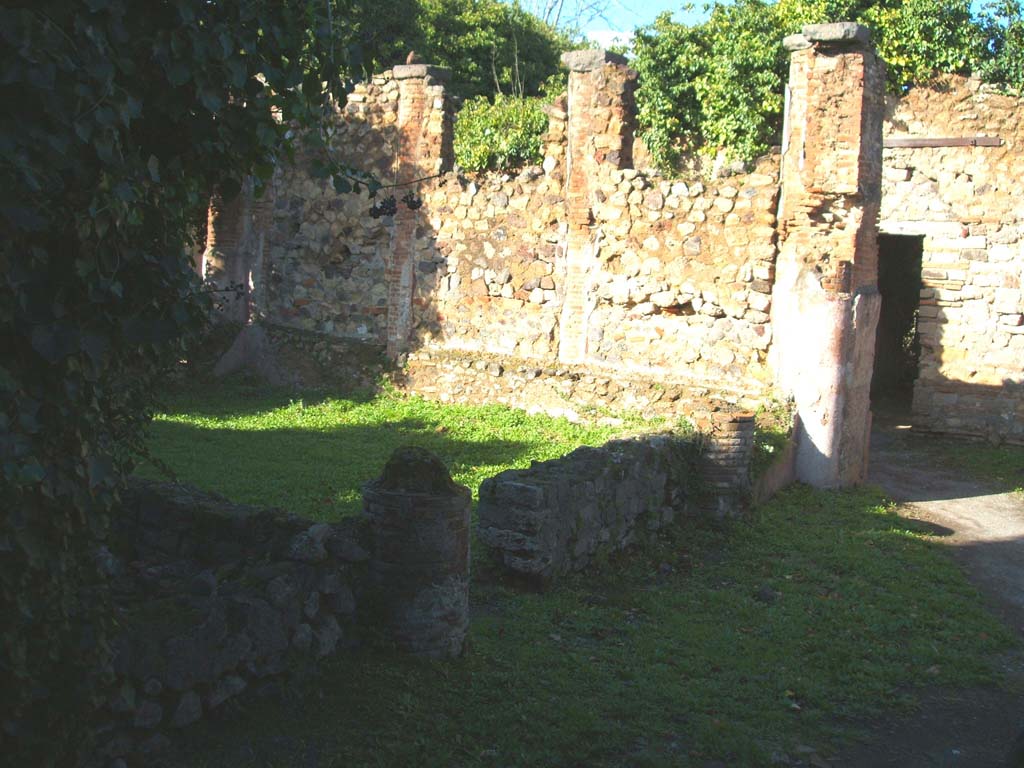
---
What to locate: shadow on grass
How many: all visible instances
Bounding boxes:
[164,484,1018,768]
[140,419,538,521]
[871,423,1024,498]
[142,381,629,523]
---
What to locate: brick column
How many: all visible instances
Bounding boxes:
[701,413,756,519]
[386,64,452,358]
[770,23,885,487]
[558,50,637,364]
[202,181,254,325]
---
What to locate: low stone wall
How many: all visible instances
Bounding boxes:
[477,413,755,587]
[99,447,470,767]
[98,482,370,764]
[477,433,701,586]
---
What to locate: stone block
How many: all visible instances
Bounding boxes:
[287,523,330,563]
[133,700,162,730]
[207,676,247,710]
[314,615,343,658]
[291,623,313,653]
[392,64,452,82]
[803,22,871,47]
[171,691,202,728]
[560,49,628,72]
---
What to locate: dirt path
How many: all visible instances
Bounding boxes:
[833,424,1024,768]
[870,426,1024,634]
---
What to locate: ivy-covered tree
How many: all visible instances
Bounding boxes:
[634,0,1017,171]
[0,2,370,763]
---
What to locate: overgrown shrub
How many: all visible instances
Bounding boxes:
[863,0,986,90]
[634,0,1014,171]
[454,95,549,172]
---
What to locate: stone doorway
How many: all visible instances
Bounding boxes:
[871,234,923,417]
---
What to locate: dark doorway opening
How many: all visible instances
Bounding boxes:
[872,234,923,415]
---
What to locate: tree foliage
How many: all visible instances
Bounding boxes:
[454,95,549,172]
[418,0,571,97]
[862,0,986,89]
[0,2,362,763]
[634,0,1020,171]
[519,0,610,31]
[978,0,1024,88]
[341,0,572,98]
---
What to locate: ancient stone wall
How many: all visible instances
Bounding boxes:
[477,433,701,586]
[415,163,568,361]
[581,162,778,388]
[213,28,1024,460]
[477,413,755,586]
[255,54,781,418]
[99,446,470,765]
[260,74,396,341]
[101,481,370,764]
[880,75,1024,442]
[258,67,451,344]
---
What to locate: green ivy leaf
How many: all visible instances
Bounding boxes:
[198,88,224,112]
[166,61,190,86]
[30,325,75,364]
[15,459,46,486]
[113,182,136,203]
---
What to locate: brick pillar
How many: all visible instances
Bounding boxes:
[386,64,452,359]
[701,413,756,519]
[558,50,637,364]
[770,23,885,487]
[203,181,254,325]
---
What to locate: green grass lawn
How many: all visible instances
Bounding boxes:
[141,379,652,521]
[167,485,1016,768]
[145,382,1019,767]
